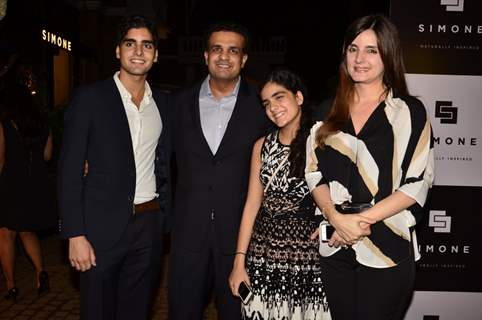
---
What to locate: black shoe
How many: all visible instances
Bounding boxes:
[37,271,50,297]
[4,287,18,302]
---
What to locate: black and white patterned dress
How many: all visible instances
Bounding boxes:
[243,131,331,320]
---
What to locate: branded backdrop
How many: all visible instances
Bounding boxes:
[406,74,482,187]
[391,0,482,319]
[391,0,481,75]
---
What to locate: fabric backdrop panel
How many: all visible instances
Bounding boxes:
[415,185,482,292]
[406,74,482,187]
[390,0,482,75]
[405,291,482,320]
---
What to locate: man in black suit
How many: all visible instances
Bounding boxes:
[168,23,271,320]
[58,15,171,320]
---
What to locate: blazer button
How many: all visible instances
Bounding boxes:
[128,195,134,201]
[209,186,213,191]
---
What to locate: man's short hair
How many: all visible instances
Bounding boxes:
[203,22,250,54]
[116,15,159,48]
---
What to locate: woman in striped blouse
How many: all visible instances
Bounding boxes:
[305,15,434,320]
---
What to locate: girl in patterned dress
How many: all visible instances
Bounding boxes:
[229,69,331,320]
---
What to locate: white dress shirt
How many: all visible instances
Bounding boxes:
[113,72,162,204]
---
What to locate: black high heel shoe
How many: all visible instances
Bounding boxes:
[37,271,50,297]
[4,287,18,302]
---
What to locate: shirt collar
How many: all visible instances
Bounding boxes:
[200,75,241,99]
[384,89,399,110]
[113,71,152,105]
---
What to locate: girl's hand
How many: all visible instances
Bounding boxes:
[228,255,251,296]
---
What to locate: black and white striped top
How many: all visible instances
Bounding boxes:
[305,90,435,268]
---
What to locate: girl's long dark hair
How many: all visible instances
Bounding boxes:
[0,83,47,149]
[316,14,409,148]
[261,69,313,178]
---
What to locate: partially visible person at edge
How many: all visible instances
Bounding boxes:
[305,14,435,320]
[57,15,171,320]
[229,69,332,320]
[0,82,53,302]
[168,22,271,320]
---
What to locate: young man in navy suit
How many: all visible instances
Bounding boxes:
[58,15,171,320]
[168,23,271,320]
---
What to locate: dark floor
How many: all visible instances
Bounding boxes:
[0,234,218,319]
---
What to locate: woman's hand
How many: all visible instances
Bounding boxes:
[228,260,251,297]
[329,211,375,244]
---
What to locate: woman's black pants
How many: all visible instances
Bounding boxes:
[320,248,415,320]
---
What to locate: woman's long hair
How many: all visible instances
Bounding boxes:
[316,14,409,147]
[261,69,313,178]
[0,82,47,149]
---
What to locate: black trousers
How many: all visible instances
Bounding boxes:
[79,210,163,320]
[168,222,241,320]
[320,247,415,320]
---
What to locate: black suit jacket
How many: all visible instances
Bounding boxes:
[58,78,171,250]
[172,79,271,253]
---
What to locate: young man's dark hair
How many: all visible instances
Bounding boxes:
[203,22,250,54]
[116,14,159,48]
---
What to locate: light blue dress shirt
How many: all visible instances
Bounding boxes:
[199,76,241,154]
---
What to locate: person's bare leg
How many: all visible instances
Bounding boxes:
[0,228,17,289]
[18,231,44,287]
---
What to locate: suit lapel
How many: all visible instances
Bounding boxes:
[215,80,250,157]
[190,85,216,156]
[152,89,167,145]
[103,79,136,166]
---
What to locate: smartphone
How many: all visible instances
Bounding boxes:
[238,281,253,304]
[320,223,335,242]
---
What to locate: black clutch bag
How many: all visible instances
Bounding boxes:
[335,202,372,214]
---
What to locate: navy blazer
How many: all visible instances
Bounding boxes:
[58,78,171,250]
[172,79,271,253]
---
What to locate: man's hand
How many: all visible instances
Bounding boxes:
[69,236,96,272]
